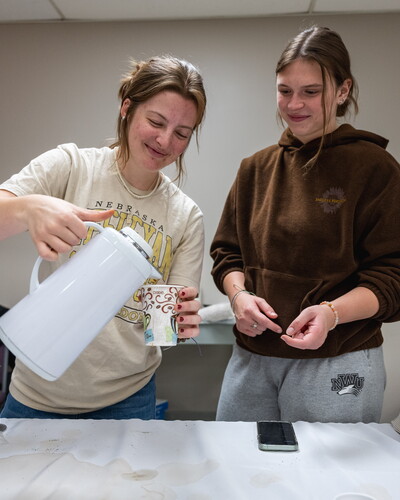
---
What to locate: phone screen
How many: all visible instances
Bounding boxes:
[257,420,299,451]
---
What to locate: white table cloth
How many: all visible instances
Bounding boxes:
[0,419,399,499]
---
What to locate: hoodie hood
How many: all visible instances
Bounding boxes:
[278,124,389,154]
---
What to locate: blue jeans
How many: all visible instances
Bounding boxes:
[0,375,156,420]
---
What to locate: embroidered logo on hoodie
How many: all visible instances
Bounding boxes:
[315,187,346,214]
[331,373,364,397]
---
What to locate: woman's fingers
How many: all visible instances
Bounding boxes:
[176,313,202,339]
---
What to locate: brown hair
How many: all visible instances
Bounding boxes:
[112,55,207,184]
[276,26,359,171]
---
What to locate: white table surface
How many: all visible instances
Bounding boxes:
[0,419,399,500]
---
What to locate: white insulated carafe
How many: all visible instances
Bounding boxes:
[0,222,161,381]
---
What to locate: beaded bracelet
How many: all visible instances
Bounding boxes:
[230,289,255,315]
[320,301,339,331]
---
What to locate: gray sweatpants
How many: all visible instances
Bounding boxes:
[216,343,385,423]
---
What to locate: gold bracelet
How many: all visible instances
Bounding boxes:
[320,301,339,331]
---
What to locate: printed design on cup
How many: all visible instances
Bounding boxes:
[143,312,154,343]
[141,285,182,346]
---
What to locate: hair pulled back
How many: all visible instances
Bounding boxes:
[112,55,206,183]
[275,26,359,172]
[276,25,358,118]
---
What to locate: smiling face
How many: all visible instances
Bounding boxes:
[121,90,198,176]
[277,58,350,144]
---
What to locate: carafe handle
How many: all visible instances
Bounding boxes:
[29,221,104,293]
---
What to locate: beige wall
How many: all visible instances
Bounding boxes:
[0,13,399,421]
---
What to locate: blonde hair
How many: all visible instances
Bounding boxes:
[111,55,206,184]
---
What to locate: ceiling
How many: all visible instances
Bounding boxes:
[1,0,400,23]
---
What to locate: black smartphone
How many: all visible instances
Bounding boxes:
[256,420,299,451]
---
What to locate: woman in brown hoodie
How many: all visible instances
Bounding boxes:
[211,26,400,423]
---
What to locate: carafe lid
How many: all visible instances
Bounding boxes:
[120,227,152,260]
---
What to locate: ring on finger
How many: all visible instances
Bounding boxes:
[251,322,258,329]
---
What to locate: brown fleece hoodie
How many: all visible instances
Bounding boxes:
[211,124,400,359]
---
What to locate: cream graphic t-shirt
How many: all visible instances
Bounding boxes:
[0,143,204,413]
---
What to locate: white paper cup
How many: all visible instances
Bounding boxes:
[140,285,184,346]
